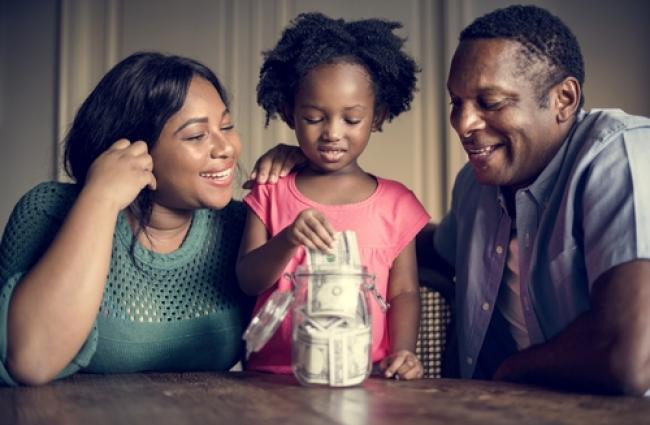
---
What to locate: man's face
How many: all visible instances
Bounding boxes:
[447,38,564,190]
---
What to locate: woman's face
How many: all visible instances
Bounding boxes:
[150,76,241,211]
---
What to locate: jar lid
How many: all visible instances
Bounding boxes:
[242,289,294,359]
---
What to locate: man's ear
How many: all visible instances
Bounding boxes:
[555,76,581,123]
[280,104,295,129]
[372,106,388,132]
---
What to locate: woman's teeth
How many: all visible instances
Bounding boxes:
[200,168,232,180]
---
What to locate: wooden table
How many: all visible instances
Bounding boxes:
[1,372,648,425]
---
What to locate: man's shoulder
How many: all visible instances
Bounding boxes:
[577,109,650,145]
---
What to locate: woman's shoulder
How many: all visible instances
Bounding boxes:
[12,181,80,221]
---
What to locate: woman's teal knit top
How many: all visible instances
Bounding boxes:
[0,182,252,386]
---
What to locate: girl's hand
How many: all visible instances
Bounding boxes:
[83,139,157,212]
[284,208,335,253]
[379,349,424,380]
[244,143,306,188]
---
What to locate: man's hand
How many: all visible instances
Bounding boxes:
[243,143,305,189]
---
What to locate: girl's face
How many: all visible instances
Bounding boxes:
[150,76,241,211]
[291,62,380,175]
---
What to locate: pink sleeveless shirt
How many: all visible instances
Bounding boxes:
[244,172,430,373]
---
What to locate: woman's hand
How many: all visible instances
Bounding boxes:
[243,143,305,188]
[83,139,157,212]
[283,208,335,253]
[379,349,424,380]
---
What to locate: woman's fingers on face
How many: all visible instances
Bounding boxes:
[127,140,149,155]
[146,172,157,191]
[110,138,131,150]
[135,152,154,172]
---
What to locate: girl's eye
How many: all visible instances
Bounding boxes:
[304,117,323,124]
[345,119,361,125]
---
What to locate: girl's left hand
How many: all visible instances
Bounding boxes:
[379,350,424,380]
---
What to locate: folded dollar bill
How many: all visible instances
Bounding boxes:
[305,230,365,318]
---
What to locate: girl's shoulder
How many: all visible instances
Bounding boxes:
[374,176,416,198]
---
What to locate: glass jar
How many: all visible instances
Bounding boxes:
[289,265,374,387]
[243,264,387,387]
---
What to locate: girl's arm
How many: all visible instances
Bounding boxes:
[381,239,423,379]
[236,207,334,296]
[7,140,155,385]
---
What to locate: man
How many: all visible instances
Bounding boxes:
[417,5,650,394]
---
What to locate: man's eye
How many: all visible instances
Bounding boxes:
[221,124,235,132]
[480,100,504,111]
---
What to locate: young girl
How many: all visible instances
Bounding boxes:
[237,13,429,380]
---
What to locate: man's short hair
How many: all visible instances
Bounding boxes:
[460,5,585,108]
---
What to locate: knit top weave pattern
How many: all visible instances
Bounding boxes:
[0,182,251,385]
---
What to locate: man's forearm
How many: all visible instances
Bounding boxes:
[493,310,646,395]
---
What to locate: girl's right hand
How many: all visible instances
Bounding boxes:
[285,208,335,253]
[83,139,157,212]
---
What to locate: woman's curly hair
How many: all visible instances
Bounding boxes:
[257,12,419,126]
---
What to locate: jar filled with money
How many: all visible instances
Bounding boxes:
[243,231,388,387]
[289,265,376,387]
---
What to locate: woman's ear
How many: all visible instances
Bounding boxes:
[555,76,580,123]
[280,104,295,129]
[372,106,388,132]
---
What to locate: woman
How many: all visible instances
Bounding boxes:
[0,52,297,386]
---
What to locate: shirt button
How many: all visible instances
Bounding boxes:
[482,302,490,311]
[496,245,504,254]
[466,356,473,365]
